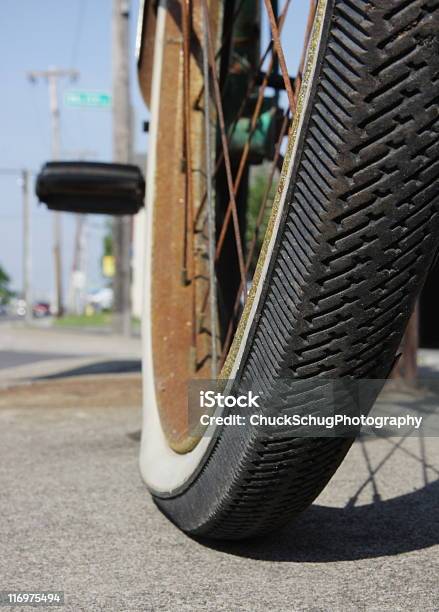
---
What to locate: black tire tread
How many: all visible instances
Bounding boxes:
[154,0,439,539]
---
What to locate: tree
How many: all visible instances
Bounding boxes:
[0,264,13,304]
[103,220,113,257]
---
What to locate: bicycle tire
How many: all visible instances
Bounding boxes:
[142,0,439,539]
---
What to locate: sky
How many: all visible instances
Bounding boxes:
[0,0,309,302]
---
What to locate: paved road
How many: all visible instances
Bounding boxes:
[0,374,438,611]
[0,350,78,370]
[0,323,141,387]
[0,322,141,359]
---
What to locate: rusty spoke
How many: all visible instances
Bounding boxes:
[182,0,318,372]
[294,0,318,98]
[195,0,313,233]
[220,110,291,364]
[263,0,295,111]
[201,0,247,297]
[218,0,318,361]
[214,0,292,263]
[193,24,282,230]
[219,0,318,361]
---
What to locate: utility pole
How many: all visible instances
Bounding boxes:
[112,0,132,336]
[21,169,32,324]
[69,214,87,315]
[28,68,79,317]
[64,149,96,315]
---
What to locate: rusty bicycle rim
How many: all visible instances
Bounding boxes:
[141,0,317,452]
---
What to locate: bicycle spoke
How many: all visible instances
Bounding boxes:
[214,0,292,263]
[180,0,317,373]
[217,0,318,361]
[263,0,295,110]
[294,0,318,96]
[193,20,284,230]
[201,0,247,296]
[220,110,291,364]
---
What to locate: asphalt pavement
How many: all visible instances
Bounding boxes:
[0,322,141,387]
[0,350,78,370]
[0,323,438,611]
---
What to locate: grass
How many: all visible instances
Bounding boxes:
[54,312,112,328]
[54,312,141,331]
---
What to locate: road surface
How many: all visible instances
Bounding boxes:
[0,323,437,610]
[1,376,438,610]
[0,322,141,387]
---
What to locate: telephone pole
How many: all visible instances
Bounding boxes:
[63,149,96,315]
[1,167,32,321]
[21,169,32,324]
[68,214,87,314]
[28,68,79,316]
[112,0,132,336]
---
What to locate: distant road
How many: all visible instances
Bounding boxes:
[0,320,141,385]
[0,349,75,371]
[0,314,19,324]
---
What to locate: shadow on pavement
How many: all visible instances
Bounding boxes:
[198,430,439,562]
[199,479,439,562]
[37,359,142,380]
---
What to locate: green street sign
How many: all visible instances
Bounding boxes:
[64,91,111,108]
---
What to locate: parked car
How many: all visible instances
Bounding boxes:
[32,302,51,318]
[86,287,113,312]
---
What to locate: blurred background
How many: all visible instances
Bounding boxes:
[0,0,312,335]
[0,0,146,331]
[1,0,435,385]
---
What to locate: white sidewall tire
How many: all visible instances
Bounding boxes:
[139,0,328,495]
